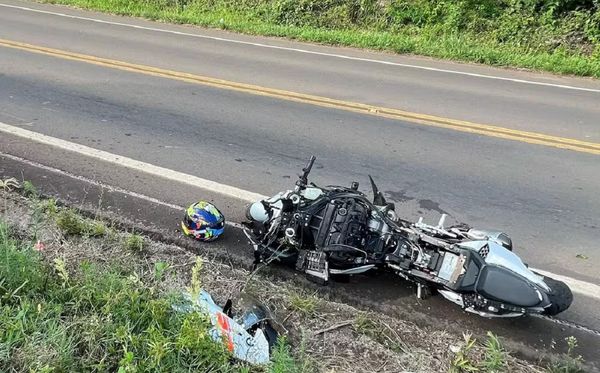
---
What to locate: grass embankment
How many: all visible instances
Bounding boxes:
[0,185,301,372]
[0,222,254,372]
[0,181,586,372]
[39,0,600,77]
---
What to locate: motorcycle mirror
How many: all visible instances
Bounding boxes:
[368,175,387,206]
[296,155,317,189]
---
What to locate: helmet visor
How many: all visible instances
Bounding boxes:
[184,214,198,230]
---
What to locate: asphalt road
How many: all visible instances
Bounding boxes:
[2,42,599,279]
[1,0,600,365]
[1,0,600,142]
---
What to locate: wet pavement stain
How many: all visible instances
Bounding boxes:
[418,199,447,214]
[385,190,414,203]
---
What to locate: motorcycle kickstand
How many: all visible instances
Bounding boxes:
[416,283,433,300]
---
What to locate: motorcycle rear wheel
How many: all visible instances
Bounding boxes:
[541,277,574,316]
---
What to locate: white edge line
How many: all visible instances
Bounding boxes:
[2,2,600,94]
[1,120,599,299]
[0,151,245,230]
[0,121,267,203]
[532,268,600,300]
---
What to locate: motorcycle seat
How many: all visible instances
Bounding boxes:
[475,265,541,307]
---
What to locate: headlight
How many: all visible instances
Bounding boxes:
[246,202,269,223]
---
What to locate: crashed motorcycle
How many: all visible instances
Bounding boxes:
[243,156,573,318]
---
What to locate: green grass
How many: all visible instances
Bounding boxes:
[123,232,145,253]
[0,218,306,371]
[449,333,478,373]
[448,332,508,372]
[22,180,38,198]
[270,338,299,373]
[0,221,232,372]
[55,208,106,237]
[37,0,600,77]
[482,331,508,371]
[40,197,59,215]
[288,292,318,317]
[353,312,379,336]
[447,332,585,373]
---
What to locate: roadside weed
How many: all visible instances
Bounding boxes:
[40,198,58,215]
[89,221,107,237]
[53,257,70,287]
[123,233,144,253]
[450,333,479,373]
[288,291,318,317]
[154,261,170,282]
[546,336,584,373]
[352,311,406,353]
[0,177,20,191]
[353,312,379,336]
[482,332,507,372]
[0,221,47,303]
[270,337,298,373]
[188,256,203,298]
[22,180,38,198]
[57,209,85,235]
[296,331,316,373]
[56,209,106,237]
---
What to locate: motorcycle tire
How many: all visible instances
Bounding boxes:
[541,277,573,316]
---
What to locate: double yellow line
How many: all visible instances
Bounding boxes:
[2,38,599,155]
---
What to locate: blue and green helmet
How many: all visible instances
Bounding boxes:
[181,201,225,241]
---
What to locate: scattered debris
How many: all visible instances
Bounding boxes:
[174,290,277,365]
[313,320,354,336]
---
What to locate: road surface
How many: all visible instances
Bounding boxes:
[1,0,599,368]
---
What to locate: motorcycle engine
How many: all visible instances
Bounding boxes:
[307,198,369,264]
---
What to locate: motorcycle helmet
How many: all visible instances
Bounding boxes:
[182,201,225,241]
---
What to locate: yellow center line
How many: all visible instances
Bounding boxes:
[1,38,599,155]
